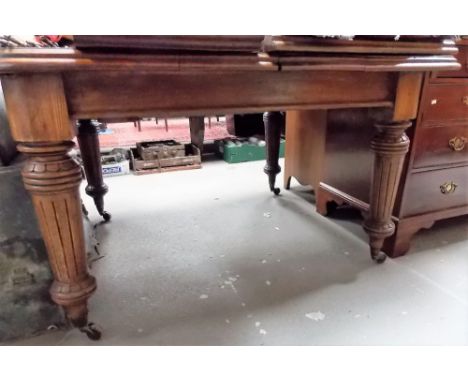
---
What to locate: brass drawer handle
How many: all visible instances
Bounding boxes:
[448,136,467,151]
[440,181,458,194]
[463,96,468,106]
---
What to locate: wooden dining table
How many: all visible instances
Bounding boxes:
[0,36,460,339]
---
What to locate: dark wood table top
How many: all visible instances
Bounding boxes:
[0,36,461,74]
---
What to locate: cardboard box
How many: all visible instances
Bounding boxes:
[102,159,130,177]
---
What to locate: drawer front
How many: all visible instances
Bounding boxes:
[402,166,468,217]
[421,83,468,122]
[413,123,468,168]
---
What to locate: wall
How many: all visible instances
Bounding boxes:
[0,82,65,342]
[0,81,17,165]
[0,161,66,342]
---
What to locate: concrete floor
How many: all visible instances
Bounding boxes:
[10,158,468,345]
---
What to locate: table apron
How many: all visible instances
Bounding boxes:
[63,70,396,119]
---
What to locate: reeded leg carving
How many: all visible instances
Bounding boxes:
[77,119,111,222]
[263,111,284,195]
[363,120,411,263]
[18,141,100,339]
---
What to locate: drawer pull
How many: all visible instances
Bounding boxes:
[463,96,468,106]
[448,136,466,151]
[440,181,458,194]
[430,99,438,105]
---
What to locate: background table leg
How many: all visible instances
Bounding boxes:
[263,111,284,195]
[189,116,205,155]
[18,141,100,339]
[77,119,111,222]
[363,120,411,263]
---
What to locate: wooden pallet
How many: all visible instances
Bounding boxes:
[130,142,201,175]
[132,163,202,176]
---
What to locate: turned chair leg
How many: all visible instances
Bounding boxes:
[363,120,411,263]
[77,119,111,222]
[263,111,284,195]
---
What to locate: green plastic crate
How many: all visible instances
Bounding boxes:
[216,138,285,164]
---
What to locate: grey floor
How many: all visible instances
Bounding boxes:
[11,158,468,345]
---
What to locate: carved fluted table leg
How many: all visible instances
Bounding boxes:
[263,111,284,195]
[18,141,100,339]
[363,120,411,263]
[77,119,110,222]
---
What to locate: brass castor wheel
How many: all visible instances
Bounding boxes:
[273,187,281,196]
[371,251,387,264]
[80,322,102,341]
[102,211,111,222]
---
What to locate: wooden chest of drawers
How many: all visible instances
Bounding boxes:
[413,123,468,168]
[284,40,468,257]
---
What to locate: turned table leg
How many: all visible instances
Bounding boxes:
[363,120,411,263]
[263,111,284,195]
[77,119,111,222]
[18,141,100,339]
